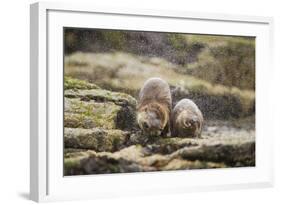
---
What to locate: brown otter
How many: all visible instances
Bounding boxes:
[137,77,172,136]
[171,99,203,138]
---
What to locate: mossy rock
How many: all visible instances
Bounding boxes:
[64,76,100,90]
[64,76,138,130]
[64,88,137,108]
[64,149,152,175]
[64,128,130,152]
[64,98,121,129]
[165,133,255,167]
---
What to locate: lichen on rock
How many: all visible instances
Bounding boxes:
[64,98,122,129]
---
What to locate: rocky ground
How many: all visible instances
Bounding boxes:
[63,77,255,176]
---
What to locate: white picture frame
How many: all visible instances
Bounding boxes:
[30,2,274,202]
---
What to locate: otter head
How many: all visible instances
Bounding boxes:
[176,111,200,137]
[137,103,167,136]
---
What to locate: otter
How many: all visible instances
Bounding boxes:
[137,77,172,136]
[171,99,203,138]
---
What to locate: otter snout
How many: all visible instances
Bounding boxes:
[137,112,163,136]
[137,112,147,130]
[140,120,162,136]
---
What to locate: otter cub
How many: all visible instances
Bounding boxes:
[171,99,203,138]
[137,77,172,136]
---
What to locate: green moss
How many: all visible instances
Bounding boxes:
[64,76,100,90]
[94,89,136,107]
[64,98,121,129]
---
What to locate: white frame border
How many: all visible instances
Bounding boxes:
[30,2,274,202]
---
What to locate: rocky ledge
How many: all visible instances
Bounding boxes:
[64,77,255,176]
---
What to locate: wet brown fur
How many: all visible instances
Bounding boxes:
[171,99,203,138]
[137,78,172,136]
